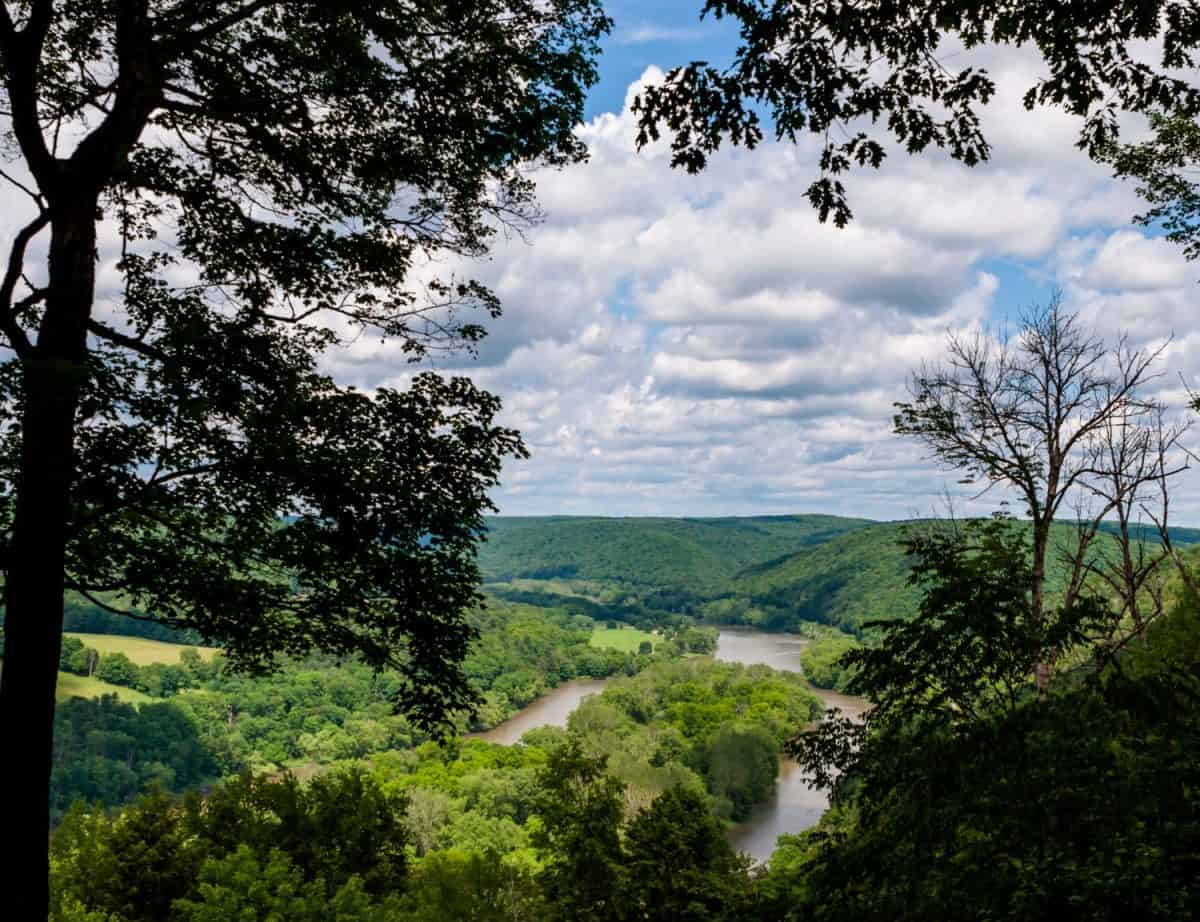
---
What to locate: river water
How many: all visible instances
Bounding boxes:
[471,628,868,864]
[716,628,868,863]
[472,678,612,745]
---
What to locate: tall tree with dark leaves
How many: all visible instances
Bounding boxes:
[0,1,610,914]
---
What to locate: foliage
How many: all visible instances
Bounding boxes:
[1103,110,1200,261]
[623,785,752,922]
[43,596,674,820]
[50,696,216,823]
[530,738,627,922]
[799,635,861,693]
[479,514,873,590]
[775,657,1200,922]
[571,659,821,821]
[776,525,1200,922]
[844,517,1105,726]
[394,849,543,922]
[50,768,409,922]
[634,0,1200,226]
[2,2,611,910]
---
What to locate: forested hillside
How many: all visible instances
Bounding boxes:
[478,515,875,588]
[716,520,1180,634]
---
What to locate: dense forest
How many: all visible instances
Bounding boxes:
[46,600,720,821]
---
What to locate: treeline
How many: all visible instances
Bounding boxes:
[59,637,215,697]
[487,583,709,631]
[49,658,822,921]
[50,752,751,922]
[48,600,682,818]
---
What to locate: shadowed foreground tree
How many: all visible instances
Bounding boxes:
[635,1,1200,226]
[0,0,610,914]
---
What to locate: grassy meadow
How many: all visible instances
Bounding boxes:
[66,632,218,665]
[589,625,659,653]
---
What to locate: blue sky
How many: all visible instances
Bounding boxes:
[340,5,1200,523]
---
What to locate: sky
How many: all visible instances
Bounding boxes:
[343,2,1198,523]
[4,4,1195,525]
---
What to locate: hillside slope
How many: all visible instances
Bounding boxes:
[478,514,876,589]
[727,519,1196,634]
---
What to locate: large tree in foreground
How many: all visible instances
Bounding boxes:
[634,1,1200,227]
[0,0,609,914]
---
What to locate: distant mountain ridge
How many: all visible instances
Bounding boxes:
[478,514,877,589]
[480,514,1200,635]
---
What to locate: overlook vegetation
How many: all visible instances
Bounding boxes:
[5,1,1200,919]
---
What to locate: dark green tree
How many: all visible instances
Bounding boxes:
[0,1,609,913]
[703,722,778,821]
[531,737,627,922]
[784,524,1200,922]
[635,1,1200,226]
[95,650,138,687]
[623,785,751,922]
[845,516,1101,728]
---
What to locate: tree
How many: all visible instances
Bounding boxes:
[893,299,1188,687]
[95,651,137,687]
[623,785,751,922]
[531,738,626,922]
[1103,111,1200,262]
[635,1,1200,226]
[0,1,610,913]
[703,722,778,821]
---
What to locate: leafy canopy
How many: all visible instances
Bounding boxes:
[635,1,1200,225]
[0,0,610,728]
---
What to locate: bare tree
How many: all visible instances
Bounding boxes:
[894,294,1188,688]
[1069,404,1193,655]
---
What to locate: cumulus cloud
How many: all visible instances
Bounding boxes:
[339,51,1200,521]
[11,42,1182,522]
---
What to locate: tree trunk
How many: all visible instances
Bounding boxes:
[0,201,95,919]
[1031,521,1050,693]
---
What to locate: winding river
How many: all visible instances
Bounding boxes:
[472,628,868,863]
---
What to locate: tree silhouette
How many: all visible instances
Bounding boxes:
[636,1,1200,226]
[0,1,609,913]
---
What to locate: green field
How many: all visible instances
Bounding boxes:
[67,632,219,665]
[589,626,659,653]
[2,655,153,704]
[55,671,153,704]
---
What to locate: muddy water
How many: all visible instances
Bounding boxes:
[714,627,868,863]
[470,678,612,745]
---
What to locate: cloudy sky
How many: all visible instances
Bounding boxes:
[349,2,1195,523]
[23,4,1185,525]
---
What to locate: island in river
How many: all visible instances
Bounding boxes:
[471,627,868,863]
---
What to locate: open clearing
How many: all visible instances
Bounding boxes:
[67,633,219,666]
[1,657,153,704]
[589,626,659,653]
[55,671,153,704]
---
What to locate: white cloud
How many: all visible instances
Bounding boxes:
[315,58,1200,521]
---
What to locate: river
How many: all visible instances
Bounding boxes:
[716,628,868,863]
[471,628,868,864]
[471,677,612,746]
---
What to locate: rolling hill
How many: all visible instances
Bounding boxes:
[726,519,1200,634]
[477,514,877,590]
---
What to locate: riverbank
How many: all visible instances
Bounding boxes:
[468,626,869,863]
